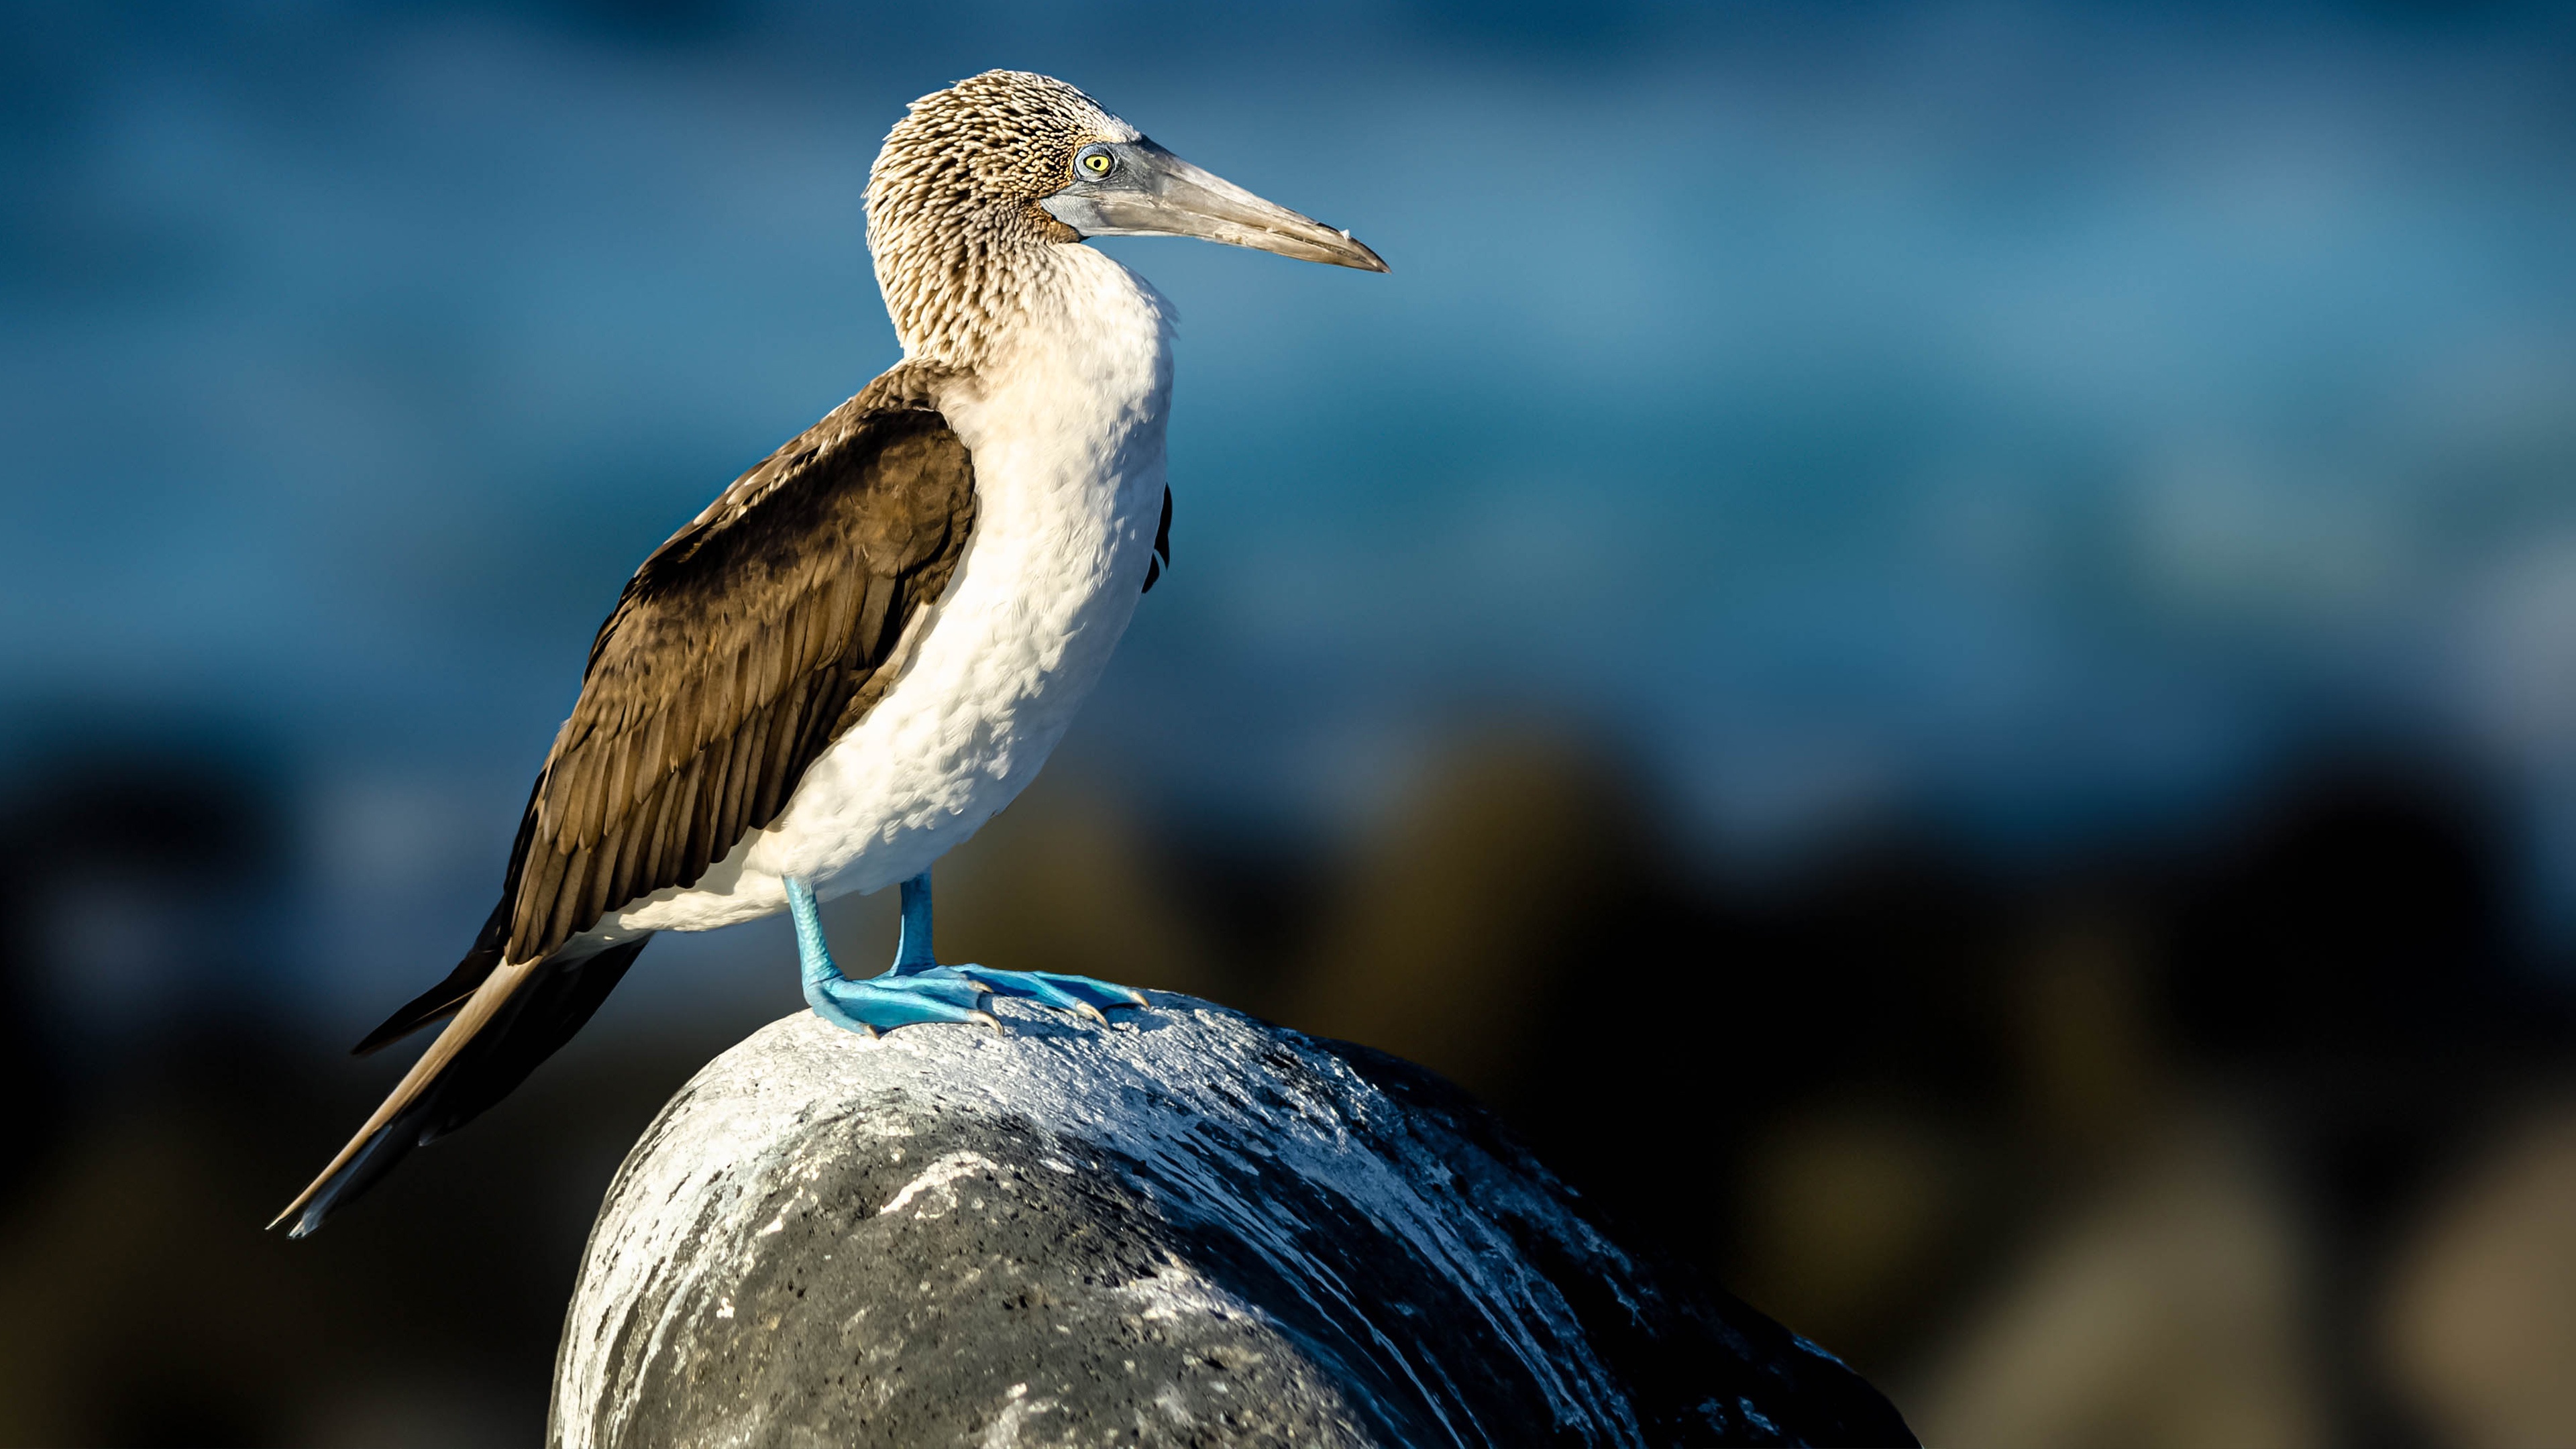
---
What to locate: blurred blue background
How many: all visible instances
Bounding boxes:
[5,2,2576,1445]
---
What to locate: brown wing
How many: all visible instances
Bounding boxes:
[280,368,975,1236]
[502,384,976,965]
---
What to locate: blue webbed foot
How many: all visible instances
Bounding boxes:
[787,875,998,1040]
[805,965,999,1039]
[784,872,1148,1039]
[955,967,1148,1022]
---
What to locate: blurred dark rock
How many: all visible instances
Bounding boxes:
[550,996,1915,1448]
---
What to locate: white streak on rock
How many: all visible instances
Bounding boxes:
[979,1385,1056,1449]
[1117,1261,1255,1325]
[877,1150,996,1218]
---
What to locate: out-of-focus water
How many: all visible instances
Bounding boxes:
[10,2,2576,1002]
[5,5,2575,1445]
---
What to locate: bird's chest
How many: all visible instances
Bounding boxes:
[941,254,1174,660]
[742,260,1173,896]
[947,333,1171,637]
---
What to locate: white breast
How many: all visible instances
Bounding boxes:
[608,247,1174,936]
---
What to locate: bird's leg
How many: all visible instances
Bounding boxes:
[889,872,1149,1022]
[888,872,941,975]
[788,875,996,1037]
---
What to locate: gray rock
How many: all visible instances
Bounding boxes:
[551,995,1915,1448]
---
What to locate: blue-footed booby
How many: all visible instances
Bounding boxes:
[276,70,1383,1236]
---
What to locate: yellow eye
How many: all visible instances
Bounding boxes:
[1078,146,1115,178]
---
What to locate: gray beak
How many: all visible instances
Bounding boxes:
[1040,141,1389,272]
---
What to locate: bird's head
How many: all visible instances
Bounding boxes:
[868,70,1385,362]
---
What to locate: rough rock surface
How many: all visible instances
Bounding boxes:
[551,994,1915,1448]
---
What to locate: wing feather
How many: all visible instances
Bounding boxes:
[492,380,975,965]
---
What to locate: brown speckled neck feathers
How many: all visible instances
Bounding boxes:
[867,70,1134,367]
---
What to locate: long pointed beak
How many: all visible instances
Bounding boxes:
[1041,141,1389,272]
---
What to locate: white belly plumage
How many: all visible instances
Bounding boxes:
[600,248,1173,941]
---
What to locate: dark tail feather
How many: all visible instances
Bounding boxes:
[417,936,646,1142]
[351,898,513,1057]
[272,934,651,1237]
